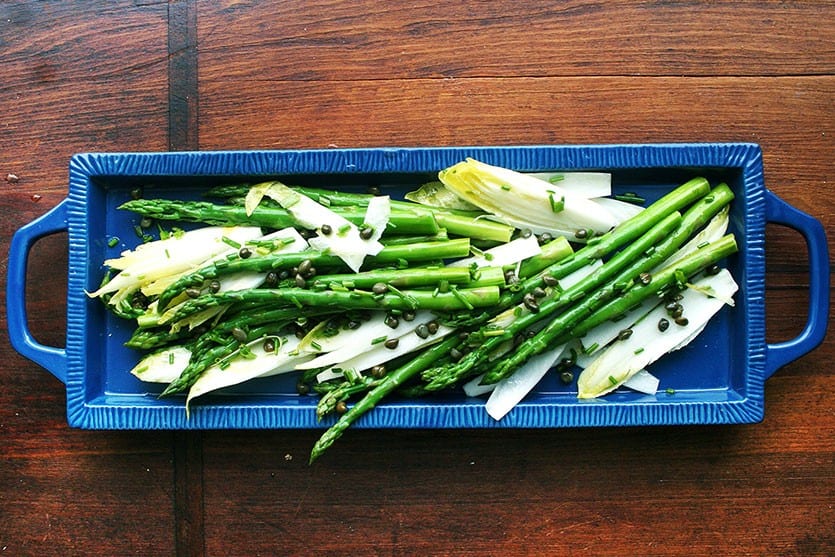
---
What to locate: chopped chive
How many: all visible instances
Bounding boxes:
[697,240,709,249]
[482,329,506,337]
[608,375,619,386]
[548,191,565,213]
[371,335,387,345]
[633,347,645,355]
[584,342,599,354]
[164,248,171,259]
[168,352,174,365]
[501,184,511,191]
[548,175,565,184]
[310,340,322,351]
[319,196,332,207]
[289,296,303,309]
[337,223,351,236]
[107,237,120,248]
[666,388,676,395]
[343,368,360,384]
[614,193,646,205]
[386,284,419,309]
[449,284,473,310]
[221,236,241,249]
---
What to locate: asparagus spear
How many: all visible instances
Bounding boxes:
[482,234,738,384]
[425,182,733,389]
[305,266,473,290]
[156,239,471,311]
[421,210,683,390]
[309,335,460,463]
[446,178,712,328]
[160,285,501,324]
[119,198,439,235]
[207,184,516,242]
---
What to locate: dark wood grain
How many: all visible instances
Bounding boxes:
[1,1,832,556]
[0,2,174,556]
[197,1,835,79]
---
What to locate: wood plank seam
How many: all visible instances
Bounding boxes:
[168,1,205,556]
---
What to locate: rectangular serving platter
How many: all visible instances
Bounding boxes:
[8,143,829,429]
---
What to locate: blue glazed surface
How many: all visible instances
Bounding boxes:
[17,143,825,429]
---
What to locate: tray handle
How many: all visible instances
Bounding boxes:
[764,190,830,379]
[6,200,69,383]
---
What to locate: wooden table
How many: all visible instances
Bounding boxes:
[2,2,832,555]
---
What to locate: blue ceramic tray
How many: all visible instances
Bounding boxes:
[7,144,829,429]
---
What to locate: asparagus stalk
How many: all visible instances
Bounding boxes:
[207,184,516,242]
[306,266,473,290]
[421,210,683,390]
[160,285,501,324]
[309,335,460,463]
[446,178,711,328]
[156,239,471,311]
[119,198,439,235]
[481,234,738,384]
[426,183,733,389]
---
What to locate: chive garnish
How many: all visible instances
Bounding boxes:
[221,236,241,249]
[107,237,120,248]
[371,335,387,345]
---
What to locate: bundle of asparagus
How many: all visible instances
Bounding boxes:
[91,159,738,462]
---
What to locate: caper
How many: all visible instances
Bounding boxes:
[450,347,463,361]
[617,328,633,341]
[372,282,388,295]
[384,315,399,329]
[296,382,310,395]
[542,274,559,287]
[185,287,202,299]
[523,293,540,313]
[347,320,361,330]
[402,310,416,322]
[294,274,307,288]
[538,232,553,244]
[706,264,721,275]
[320,224,332,235]
[384,338,400,349]
[415,324,430,339]
[370,365,386,379]
[231,327,247,343]
[520,228,533,239]
[638,272,652,285]
[263,338,276,353]
[360,226,374,240]
[532,286,547,299]
[367,185,381,196]
[574,228,588,240]
[658,318,670,332]
[297,259,312,276]
[335,401,348,414]
[238,247,252,259]
[140,217,152,229]
[559,371,574,384]
[208,280,221,293]
[675,317,689,326]
[264,271,279,287]
[426,321,440,334]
